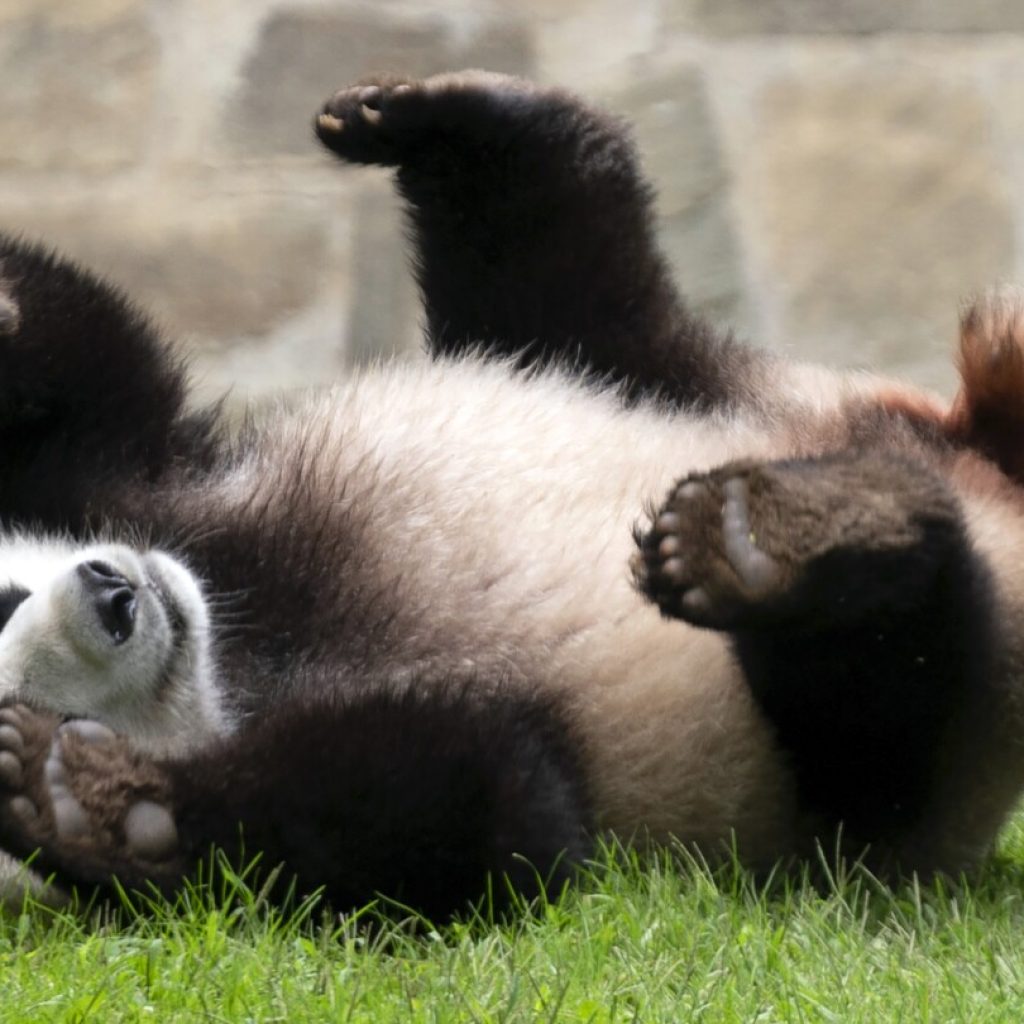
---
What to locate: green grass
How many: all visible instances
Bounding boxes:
[6,820,1024,1023]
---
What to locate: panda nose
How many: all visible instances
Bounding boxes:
[77,560,137,645]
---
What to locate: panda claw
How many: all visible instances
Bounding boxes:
[358,85,382,109]
[316,112,344,134]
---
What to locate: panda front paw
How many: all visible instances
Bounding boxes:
[315,77,417,165]
[0,705,181,886]
[314,70,535,166]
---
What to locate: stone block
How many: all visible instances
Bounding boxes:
[668,0,1024,34]
[744,65,1013,385]
[1,196,331,345]
[614,67,749,329]
[344,181,420,367]
[0,0,156,171]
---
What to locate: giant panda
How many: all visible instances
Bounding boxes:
[0,70,1021,920]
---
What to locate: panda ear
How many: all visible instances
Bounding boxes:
[946,288,1024,484]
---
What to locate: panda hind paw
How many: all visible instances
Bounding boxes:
[0,705,179,874]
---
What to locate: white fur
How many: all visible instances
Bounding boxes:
[218,357,804,860]
[0,535,227,755]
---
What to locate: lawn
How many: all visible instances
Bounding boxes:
[4,820,1024,1023]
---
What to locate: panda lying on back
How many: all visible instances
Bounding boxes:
[0,70,1021,919]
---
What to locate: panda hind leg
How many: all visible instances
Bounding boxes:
[634,450,997,848]
[0,687,591,920]
[634,450,968,631]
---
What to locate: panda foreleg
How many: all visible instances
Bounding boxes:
[314,71,759,409]
[0,236,217,530]
[635,450,996,859]
[0,685,590,920]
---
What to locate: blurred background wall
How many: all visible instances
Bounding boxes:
[4,0,1024,410]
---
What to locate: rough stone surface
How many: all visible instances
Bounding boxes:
[1,199,332,344]
[746,65,1014,387]
[0,0,157,171]
[345,182,420,367]
[4,2,1024,402]
[228,10,534,156]
[668,0,1024,34]
[614,67,749,332]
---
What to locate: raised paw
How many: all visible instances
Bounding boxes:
[634,452,963,631]
[635,469,786,629]
[315,76,416,164]
[314,70,533,166]
[0,705,180,887]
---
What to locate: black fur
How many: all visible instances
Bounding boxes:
[316,74,765,410]
[636,451,995,849]
[0,237,217,531]
[0,685,587,919]
[0,236,591,918]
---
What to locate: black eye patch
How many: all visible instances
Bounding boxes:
[0,585,30,631]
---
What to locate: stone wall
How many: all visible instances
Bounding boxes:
[4,0,1024,407]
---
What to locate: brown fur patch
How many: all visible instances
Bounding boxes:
[946,292,1024,483]
[875,387,948,427]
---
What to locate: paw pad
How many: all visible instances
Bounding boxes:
[719,479,780,593]
[0,707,179,864]
[635,470,782,627]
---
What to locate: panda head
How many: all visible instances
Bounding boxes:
[0,535,229,754]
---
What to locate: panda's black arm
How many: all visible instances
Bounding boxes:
[0,683,590,921]
[315,72,763,410]
[636,449,997,859]
[0,235,218,531]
